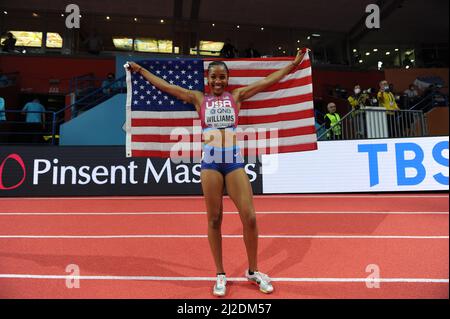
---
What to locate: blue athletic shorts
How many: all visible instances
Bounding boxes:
[201,144,245,176]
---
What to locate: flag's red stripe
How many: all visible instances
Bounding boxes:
[241,92,313,109]
[242,142,318,156]
[132,118,197,127]
[131,126,316,144]
[131,101,314,127]
[204,75,313,94]
[239,109,314,125]
[132,104,313,127]
[131,125,317,143]
[131,142,318,158]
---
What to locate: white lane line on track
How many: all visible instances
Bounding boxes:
[0,194,448,200]
[0,274,447,283]
[0,235,448,239]
[0,211,448,216]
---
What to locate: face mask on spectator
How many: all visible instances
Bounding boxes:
[384,86,390,91]
[354,88,361,94]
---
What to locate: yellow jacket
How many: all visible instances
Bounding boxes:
[377,91,400,112]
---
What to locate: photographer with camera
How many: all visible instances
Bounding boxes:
[347,85,369,138]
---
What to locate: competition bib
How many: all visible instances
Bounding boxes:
[204,99,236,128]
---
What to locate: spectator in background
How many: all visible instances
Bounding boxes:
[245,43,261,58]
[220,38,238,58]
[1,32,16,53]
[324,102,342,140]
[22,98,46,126]
[403,83,420,108]
[378,80,400,112]
[348,85,369,138]
[348,85,369,110]
[83,29,103,55]
[389,83,401,104]
[0,70,9,87]
[404,83,419,99]
[102,72,122,94]
[378,80,400,137]
[0,96,6,121]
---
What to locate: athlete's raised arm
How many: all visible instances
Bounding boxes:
[232,49,308,104]
[126,62,204,112]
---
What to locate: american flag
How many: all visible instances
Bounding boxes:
[125,51,317,158]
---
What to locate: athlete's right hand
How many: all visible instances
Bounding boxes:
[127,62,142,73]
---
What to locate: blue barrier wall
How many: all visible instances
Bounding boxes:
[60,94,126,145]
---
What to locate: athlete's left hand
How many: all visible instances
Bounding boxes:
[293,48,310,66]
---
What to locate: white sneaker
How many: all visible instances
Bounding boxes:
[213,274,227,297]
[245,270,274,294]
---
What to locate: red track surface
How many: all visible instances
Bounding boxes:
[0,194,448,299]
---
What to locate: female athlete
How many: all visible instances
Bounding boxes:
[127,49,306,296]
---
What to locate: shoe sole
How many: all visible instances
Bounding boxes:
[213,286,226,297]
[247,278,274,294]
[213,290,226,297]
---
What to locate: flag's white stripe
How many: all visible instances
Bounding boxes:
[130,101,314,120]
[131,142,202,151]
[240,117,315,130]
[240,101,314,117]
[225,67,312,85]
[125,67,133,157]
[203,58,310,70]
[246,84,312,102]
[130,134,317,151]
[130,118,315,135]
[132,110,199,119]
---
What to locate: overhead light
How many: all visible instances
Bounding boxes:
[278,46,282,50]
[61,13,64,17]
[395,48,399,51]
[365,52,370,56]
[297,40,300,43]
[3,11,7,15]
[312,33,321,37]
[134,17,138,22]
[160,19,165,23]
[260,27,264,31]
[32,12,39,17]
[212,23,215,27]
[411,59,415,63]
[283,50,286,54]
[359,59,364,63]
[353,49,357,53]
[405,51,411,55]
[307,36,311,40]
[106,16,110,20]
[297,47,300,51]
[373,48,378,52]
[405,65,410,69]
[79,15,82,18]
[236,25,240,29]
[386,51,391,55]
